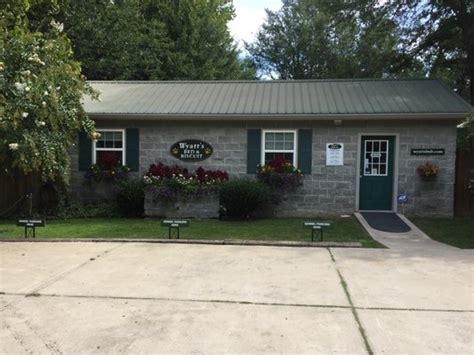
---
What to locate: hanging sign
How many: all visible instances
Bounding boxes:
[170,140,213,162]
[410,148,445,156]
[326,143,344,166]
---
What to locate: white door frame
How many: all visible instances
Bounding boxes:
[355,133,399,212]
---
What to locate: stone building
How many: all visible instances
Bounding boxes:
[72,79,472,217]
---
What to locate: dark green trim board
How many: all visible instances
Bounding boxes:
[78,132,92,171]
[359,136,395,211]
[247,129,261,174]
[297,129,312,174]
[126,128,140,171]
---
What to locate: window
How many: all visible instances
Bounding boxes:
[363,140,388,176]
[262,130,297,165]
[93,129,126,169]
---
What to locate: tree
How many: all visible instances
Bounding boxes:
[56,0,255,80]
[246,0,423,79]
[56,0,170,80]
[0,0,98,182]
[457,112,474,150]
[385,0,474,104]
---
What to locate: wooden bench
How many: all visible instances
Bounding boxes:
[303,222,331,242]
[161,219,190,239]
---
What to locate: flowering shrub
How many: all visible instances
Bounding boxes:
[84,153,130,182]
[1,4,99,182]
[144,162,228,201]
[257,156,303,191]
[416,161,439,180]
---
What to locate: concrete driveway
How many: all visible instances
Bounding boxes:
[1,241,473,354]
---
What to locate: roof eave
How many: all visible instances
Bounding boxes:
[87,112,469,121]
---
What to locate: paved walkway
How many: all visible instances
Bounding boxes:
[1,234,473,353]
[355,212,465,253]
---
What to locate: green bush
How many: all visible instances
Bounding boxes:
[49,198,119,219]
[116,179,145,217]
[220,178,272,219]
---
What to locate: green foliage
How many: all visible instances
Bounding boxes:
[55,0,255,80]
[48,198,119,219]
[385,0,474,104]
[247,0,422,79]
[116,179,145,218]
[56,0,169,80]
[457,113,474,151]
[219,179,272,219]
[0,216,380,247]
[0,0,98,182]
[411,217,474,249]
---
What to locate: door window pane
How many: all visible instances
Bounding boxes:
[364,140,389,176]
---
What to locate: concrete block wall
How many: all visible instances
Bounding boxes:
[69,119,457,217]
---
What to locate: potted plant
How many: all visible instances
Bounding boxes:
[417,161,439,181]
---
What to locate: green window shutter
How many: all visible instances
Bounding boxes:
[247,129,261,174]
[78,131,92,171]
[126,128,140,171]
[297,129,312,174]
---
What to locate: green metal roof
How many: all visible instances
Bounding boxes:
[84,79,472,119]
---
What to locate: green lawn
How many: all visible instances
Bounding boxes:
[0,216,382,247]
[411,217,474,249]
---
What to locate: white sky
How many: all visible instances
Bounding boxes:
[228,0,282,50]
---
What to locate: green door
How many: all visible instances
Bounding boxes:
[359,136,395,210]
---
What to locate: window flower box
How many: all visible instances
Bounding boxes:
[257,156,303,191]
[84,151,130,182]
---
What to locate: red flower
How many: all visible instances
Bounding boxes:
[147,162,189,178]
[97,151,120,170]
[147,162,228,182]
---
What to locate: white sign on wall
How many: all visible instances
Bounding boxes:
[326,143,344,166]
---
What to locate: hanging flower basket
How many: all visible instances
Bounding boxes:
[417,161,439,181]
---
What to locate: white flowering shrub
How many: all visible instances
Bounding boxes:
[0,1,99,182]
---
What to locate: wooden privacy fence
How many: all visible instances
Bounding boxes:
[0,171,58,217]
[454,150,474,217]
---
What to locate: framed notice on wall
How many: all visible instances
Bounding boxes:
[326,143,344,166]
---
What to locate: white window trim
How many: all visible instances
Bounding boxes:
[92,128,126,166]
[261,129,298,166]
